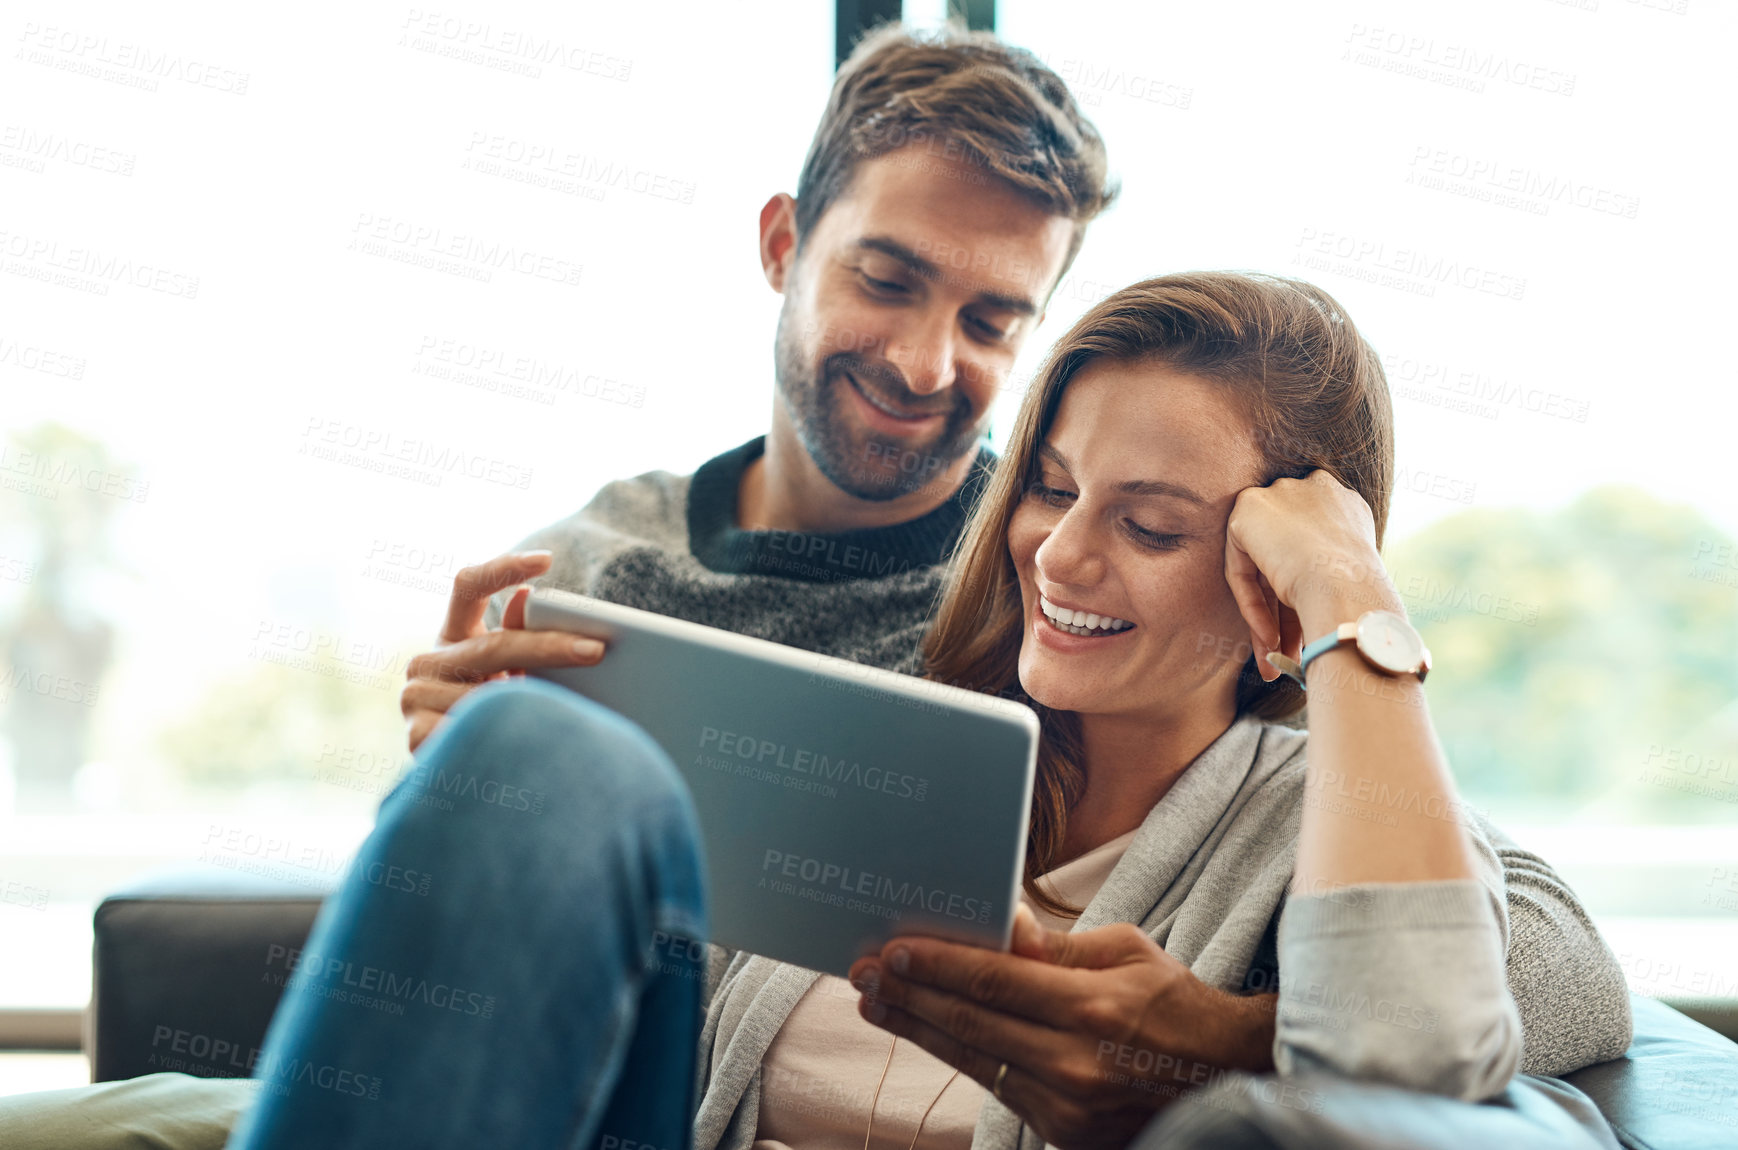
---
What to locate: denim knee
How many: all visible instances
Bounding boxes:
[404,678,706,941]
[402,676,692,826]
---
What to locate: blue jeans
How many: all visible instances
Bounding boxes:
[227,677,709,1150]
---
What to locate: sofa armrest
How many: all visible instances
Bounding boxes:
[90,866,335,1083]
[1561,993,1738,1150]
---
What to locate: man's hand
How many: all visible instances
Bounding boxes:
[400,550,605,751]
[847,906,1276,1150]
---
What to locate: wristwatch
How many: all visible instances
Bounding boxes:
[1268,610,1431,686]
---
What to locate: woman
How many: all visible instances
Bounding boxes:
[699,272,1628,1150]
[229,273,1629,1150]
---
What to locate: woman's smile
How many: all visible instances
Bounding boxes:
[1035,592,1136,639]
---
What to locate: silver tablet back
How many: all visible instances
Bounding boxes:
[524,588,1039,978]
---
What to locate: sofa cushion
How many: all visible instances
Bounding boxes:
[1561,994,1738,1150]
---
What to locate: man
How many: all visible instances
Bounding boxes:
[400,25,1109,750]
[0,22,1113,1150]
[0,22,1627,1150]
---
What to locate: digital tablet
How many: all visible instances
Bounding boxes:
[523,588,1040,978]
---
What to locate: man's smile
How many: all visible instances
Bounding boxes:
[842,368,947,425]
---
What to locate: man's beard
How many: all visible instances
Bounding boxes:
[772,300,983,503]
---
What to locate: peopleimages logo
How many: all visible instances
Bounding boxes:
[1289,979,1440,1032]
[148,1026,380,1100]
[299,417,533,490]
[405,764,546,813]
[697,726,928,802]
[265,944,497,1019]
[762,530,913,578]
[760,849,991,925]
[348,212,582,287]
[0,444,148,502]
[0,335,87,379]
[0,228,199,299]
[14,22,251,95]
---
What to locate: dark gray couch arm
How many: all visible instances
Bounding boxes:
[1561,995,1738,1150]
[90,866,335,1083]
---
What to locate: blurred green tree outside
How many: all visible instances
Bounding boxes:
[0,424,127,809]
[145,484,1738,827]
[1386,485,1738,823]
[157,657,410,798]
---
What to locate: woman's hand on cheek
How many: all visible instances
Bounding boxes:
[847,906,1276,1150]
[1224,470,1386,681]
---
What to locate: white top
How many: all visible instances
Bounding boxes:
[751,830,1142,1150]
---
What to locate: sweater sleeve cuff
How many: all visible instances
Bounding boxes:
[1275,878,1522,1101]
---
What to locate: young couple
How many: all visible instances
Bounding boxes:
[2,23,1630,1150]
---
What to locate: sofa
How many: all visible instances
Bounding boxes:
[90,867,1738,1148]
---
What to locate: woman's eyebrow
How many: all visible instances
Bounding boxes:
[1039,443,1207,505]
[1115,477,1207,505]
[1038,443,1072,474]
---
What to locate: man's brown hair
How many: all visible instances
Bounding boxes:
[795,23,1118,283]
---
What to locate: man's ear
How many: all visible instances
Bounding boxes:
[759,193,798,293]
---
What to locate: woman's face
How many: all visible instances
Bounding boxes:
[1008,359,1268,724]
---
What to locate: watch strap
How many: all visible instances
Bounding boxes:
[1269,618,1429,687]
[1299,622,1359,675]
[1265,622,1356,686]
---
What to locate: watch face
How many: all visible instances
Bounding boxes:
[1356,610,1424,674]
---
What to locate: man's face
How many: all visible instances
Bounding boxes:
[770,144,1076,501]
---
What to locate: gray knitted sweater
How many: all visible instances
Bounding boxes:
[491,437,1633,1148]
[486,436,987,674]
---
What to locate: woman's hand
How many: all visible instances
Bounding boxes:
[847,906,1276,1150]
[1230,471,1476,892]
[1223,470,1393,682]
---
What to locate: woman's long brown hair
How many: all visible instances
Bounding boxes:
[923,272,1396,915]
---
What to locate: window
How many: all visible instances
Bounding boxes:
[995,0,1738,1010]
[0,1,836,1021]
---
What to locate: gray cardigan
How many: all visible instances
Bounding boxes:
[692,716,1633,1150]
[483,455,1631,1148]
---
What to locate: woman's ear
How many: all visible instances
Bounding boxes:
[758,193,798,292]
